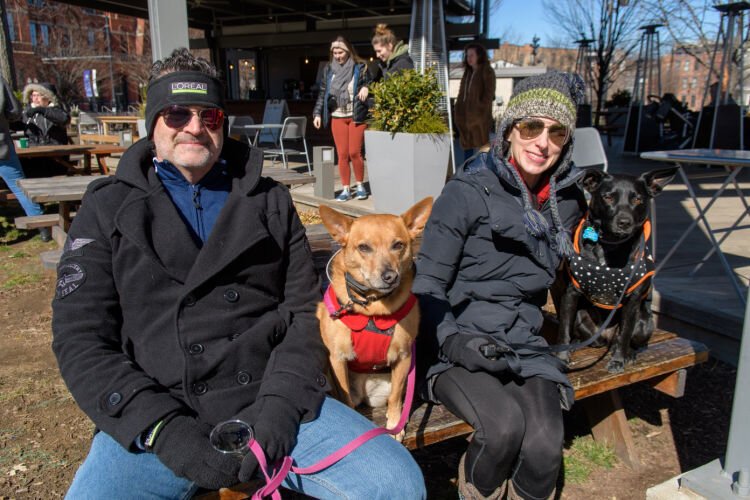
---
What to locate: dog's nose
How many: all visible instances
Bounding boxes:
[381,270,398,284]
[615,216,633,231]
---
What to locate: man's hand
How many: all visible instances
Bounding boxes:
[235,396,301,482]
[313,116,321,129]
[152,415,240,489]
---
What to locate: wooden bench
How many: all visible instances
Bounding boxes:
[78,133,123,145]
[0,188,17,204]
[14,213,60,229]
[197,223,709,500]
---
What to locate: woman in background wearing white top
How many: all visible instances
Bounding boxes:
[313,36,371,202]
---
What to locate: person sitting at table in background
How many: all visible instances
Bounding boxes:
[0,78,50,241]
[52,47,425,499]
[413,72,587,500]
[454,42,496,160]
[371,23,414,80]
[22,82,70,146]
[313,36,371,202]
[20,82,70,177]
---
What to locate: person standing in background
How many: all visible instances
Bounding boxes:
[313,36,371,202]
[454,43,496,160]
[22,82,69,146]
[371,24,414,79]
[0,78,50,241]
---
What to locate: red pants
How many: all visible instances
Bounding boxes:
[331,117,366,186]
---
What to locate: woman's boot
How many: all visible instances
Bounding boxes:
[457,452,507,500]
[507,480,556,500]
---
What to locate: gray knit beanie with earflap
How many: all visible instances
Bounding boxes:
[492,71,585,258]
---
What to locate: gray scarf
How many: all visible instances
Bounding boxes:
[330,56,355,108]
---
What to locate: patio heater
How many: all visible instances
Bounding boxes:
[622,23,663,154]
[691,2,750,150]
[574,38,596,128]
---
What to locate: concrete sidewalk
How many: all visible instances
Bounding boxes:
[280,136,749,364]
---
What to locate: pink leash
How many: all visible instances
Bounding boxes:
[248,344,417,500]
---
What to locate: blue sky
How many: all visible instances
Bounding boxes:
[489,1,567,48]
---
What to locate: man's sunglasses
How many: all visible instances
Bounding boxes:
[161,106,225,131]
[514,118,570,147]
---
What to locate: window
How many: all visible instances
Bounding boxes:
[683,60,690,71]
[691,77,697,88]
[87,30,95,47]
[29,22,37,47]
[691,95,696,108]
[694,59,700,71]
[40,24,49,46]
[27,0,44,7]
[6,13,15,41]
[682,78,688,89]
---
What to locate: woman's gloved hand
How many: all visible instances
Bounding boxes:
[442,334,514,373]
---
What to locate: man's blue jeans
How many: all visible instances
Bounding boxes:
[65,397,426,499]
[0,147,42,217]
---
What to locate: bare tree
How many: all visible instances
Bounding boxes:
[542,0,648,119]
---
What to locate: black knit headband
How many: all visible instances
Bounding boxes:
[145,71,225,138]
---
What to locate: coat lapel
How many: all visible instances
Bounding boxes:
[184,187,270,290]
[114,173,200,283]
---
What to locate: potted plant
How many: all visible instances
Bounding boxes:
[69,104,80,126]
[365,68,450,214]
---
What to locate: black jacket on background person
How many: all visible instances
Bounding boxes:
[21,83,69,146]
[51,138,329,450]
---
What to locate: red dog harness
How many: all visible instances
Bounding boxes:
[324,285,417,373]
[568,217,655,309]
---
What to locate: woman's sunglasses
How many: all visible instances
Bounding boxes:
[514,119,570,147]
[161,106,225,131]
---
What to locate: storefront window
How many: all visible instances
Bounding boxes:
[238,58,256,99]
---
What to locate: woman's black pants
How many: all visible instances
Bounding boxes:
[432,367,563,499]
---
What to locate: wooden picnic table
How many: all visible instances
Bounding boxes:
[17,144,126,175]
[97,115,139,136]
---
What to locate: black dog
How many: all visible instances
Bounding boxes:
[555,167,678,373]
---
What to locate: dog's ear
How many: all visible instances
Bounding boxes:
[641,167,678,197]
[401,197,433,239]
[319,205,353,246]
[581,168,607,193]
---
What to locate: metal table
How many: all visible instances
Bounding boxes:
[239,123,284,146]
[640,148,750,303]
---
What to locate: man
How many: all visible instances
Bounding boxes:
[53,48,425,499]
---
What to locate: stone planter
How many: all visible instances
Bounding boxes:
[137,118,147,139]
[364,130,450,214]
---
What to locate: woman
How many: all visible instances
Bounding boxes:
[454,43,496,159]
[413,72,587,500]
[313,36,371,202]
[0,78,50,241]
[371,23,414,79]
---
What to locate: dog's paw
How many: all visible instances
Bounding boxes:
[554,350,571,366]
[386,348,410,366]
[391,429,405,443]
[606,357,625,373]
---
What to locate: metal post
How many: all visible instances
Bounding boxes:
[104,15,116,111]
[313,146,335,200]
[725,288,750,477]
[147,0,190,62]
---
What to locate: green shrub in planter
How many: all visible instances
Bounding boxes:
[369,68,448,134]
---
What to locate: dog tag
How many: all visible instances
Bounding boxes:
[582,226,599,242]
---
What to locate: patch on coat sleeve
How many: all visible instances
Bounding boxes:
[55,263,86,299]
[62,237,95,258]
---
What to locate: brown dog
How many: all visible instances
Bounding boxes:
[316,198,433,440]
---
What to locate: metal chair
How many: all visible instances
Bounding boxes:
[227,115,255,145]
[78,112,102,136]
[572,127,609,172]
[262,116,311,174]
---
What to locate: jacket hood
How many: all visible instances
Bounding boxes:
[23,83,59,106]
[387,41,410,66]
[115,137,262,193]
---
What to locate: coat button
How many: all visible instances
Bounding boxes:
[316,374,327,387]
[224,289,239,303]
[107,392,122,406]
[236,371,251,385]
[272,330,285,344]
[183,294,196,307]
[188,343,204,355]
[193,382,208,395]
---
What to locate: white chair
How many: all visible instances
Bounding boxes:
[572,127,608,172]
[263,116,312,174]
[227,115,255,145]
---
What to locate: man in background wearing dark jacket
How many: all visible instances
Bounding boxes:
[52,47,424,499]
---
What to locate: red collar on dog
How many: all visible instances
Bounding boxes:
[324,285,417,372]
